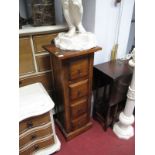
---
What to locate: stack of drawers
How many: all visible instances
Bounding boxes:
[68,57,90,131]
[19,112,54,155]
[19,83,61,155]
[43,44,102,140]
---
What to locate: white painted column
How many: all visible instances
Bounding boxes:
[113,50,135,139]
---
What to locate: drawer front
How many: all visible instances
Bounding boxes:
[33,33,57,53]
[19,72,53,91]
[19,135,54,155]
[36,54,51,72]
[20,123,53,148]
[19,113,51,134]
[69,57,89,81]
[69,79,88,100]
[71,114,88,130]
[70,98,88,119]
[19,37,35,76]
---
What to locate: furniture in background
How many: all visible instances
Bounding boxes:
[19,83,60,155]
[43,44,102,140]
[93,59,133,131]
[19,26,67,97]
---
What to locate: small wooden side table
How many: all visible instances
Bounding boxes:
[93,59,133,130]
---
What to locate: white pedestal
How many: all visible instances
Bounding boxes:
[113,58,135,140]
[113,112,134,139]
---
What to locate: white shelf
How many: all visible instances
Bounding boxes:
[19,24,68,36]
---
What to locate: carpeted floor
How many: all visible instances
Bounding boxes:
[53,119,135,155]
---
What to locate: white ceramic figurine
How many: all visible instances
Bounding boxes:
[61,0,86,37]
[54,0,97,50]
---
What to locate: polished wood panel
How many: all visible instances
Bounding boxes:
[69,79,88,100]
[19,72,53,91]
[69,56,89,80]
[71,114,88,130]
[20,124,53,148]
[70,98,88,119]
[19,113,51,134]
[36,54,51,72]
[19,37,35,76]
[43,44,102,60]
[19,135,54,155]
[93,60,133,130]
[33,33,57,53]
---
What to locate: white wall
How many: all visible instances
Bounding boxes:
[93,0,121,65]
[82,0,135,65]
[82,0,96,32]
[117,0,135,58]
[55,0,65,25]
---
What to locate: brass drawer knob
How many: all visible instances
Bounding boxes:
[77,91,81,97]
[31,134,37,140]
[77,109,82,115]
[78,122,82,128]
[34,144,39,151]
[78,69,81,76]
[27,121,33,129]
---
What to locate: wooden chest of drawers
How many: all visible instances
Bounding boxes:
[43,44,102,140]
[19,83,61,155]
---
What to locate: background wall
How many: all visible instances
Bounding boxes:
[82,0,135,65]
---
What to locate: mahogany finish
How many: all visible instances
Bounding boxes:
[93,59,133,130]
[43,44,102,140]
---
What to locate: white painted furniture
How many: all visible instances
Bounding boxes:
[19,83,61,155]
[113,49,135,139]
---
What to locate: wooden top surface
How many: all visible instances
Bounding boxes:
[43,44,102,60]
[94,59,133,80]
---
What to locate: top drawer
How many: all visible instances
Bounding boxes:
[69,56,89,81]
[19,112,51,134]
[33,33,57,53]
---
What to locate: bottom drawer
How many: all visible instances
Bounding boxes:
[71,114,88,131]
[19,135,54,155]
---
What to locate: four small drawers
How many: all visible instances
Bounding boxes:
[68,56,90,131]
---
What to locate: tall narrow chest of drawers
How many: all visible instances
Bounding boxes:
[19,83,61,155]
[43,44,102,140]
